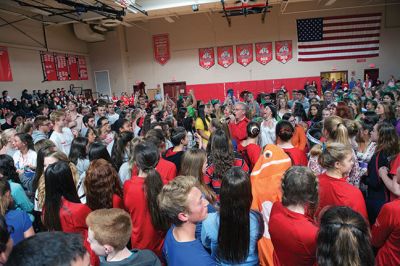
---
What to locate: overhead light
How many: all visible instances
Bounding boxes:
[165,16,174,23]
[29,8,52,16]
[93,25,108,32]
[127,6,138,13]
[325,0,337,6]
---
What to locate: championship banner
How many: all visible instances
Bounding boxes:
[255,42,273,65]
[55,53,69,81]
[67,55,79,80]
[153,34,170,65]
[217,46,234,68]
[0,47,12,81]
[236,44,253,67]
[40,52,57,81]
[199,47,215,70]
[275,40,292,64]
[77,56,88,80]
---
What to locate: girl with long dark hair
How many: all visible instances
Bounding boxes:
[68,137,89,176]
[195,104,212,146]
[205,129,249,197]
[364,122,400,224]
[123,141,168,259]
[269,166,318,265]
[42,161,91,232]
[111,131,134,171]
[201,167,264,265]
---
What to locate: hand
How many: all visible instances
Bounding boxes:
[379,166,388,178]
[228,114,235,122]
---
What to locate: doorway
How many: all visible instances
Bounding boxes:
[364,68,379,85]
[163,82,186,101]
[94,70,111,98]
[320,71,348,82]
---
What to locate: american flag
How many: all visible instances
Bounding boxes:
[296,13,381,61]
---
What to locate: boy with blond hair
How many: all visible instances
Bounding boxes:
[86,208,160,266]
[49,110,74,155]
[158,176,215,266]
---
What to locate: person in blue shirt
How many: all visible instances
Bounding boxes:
[0,179,34,246]
[158,175,215,266]
[201,167,264,265]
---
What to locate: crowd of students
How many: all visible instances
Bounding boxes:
[0,75,399,266]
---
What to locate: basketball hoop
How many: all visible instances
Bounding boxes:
[115,0,134,8]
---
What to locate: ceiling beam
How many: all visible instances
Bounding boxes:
[220,0,231,27]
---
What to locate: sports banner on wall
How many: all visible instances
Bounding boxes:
[67,55,79,80]
[275,40,293,64]
[255,42,273,65]
[0,47,12,81]
[40,52,57,81]
[199,47,215,70]
[77,56,88,80]
[217,46,234,68]
[236,44,253,67]
[55,53,69,81]
[153,34,170,65]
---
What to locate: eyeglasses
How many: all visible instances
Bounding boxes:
[234,108,245,111]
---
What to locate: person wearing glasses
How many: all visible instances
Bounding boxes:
[229,102,249,152]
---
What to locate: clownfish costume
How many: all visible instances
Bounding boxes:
[250,144,292,266]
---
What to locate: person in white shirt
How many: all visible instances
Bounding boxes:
[49,110,75,156]
[107,102,119,125]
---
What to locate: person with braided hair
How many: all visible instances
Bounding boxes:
[240,121,261,170]
[276,121,308,166]
[314,142,368,221]
[123,141,168,261]
[308,115,361,188]
[269,166,318,266]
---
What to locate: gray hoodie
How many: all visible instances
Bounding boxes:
[32,130,48,144]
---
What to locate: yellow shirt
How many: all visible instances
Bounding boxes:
[195,117,211,146]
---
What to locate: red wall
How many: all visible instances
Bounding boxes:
[186,76,321,102]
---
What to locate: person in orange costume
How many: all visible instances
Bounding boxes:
[250,144,292,266]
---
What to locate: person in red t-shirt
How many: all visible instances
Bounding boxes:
[378,154,400,201]
[276,120,308,166]
[240,121,261,171]
[84,159,124,210]
[317,206,374,266]
[229,102,249,152]
[124,141,168,260]
[43,161,96,265]
[144,129,177,184]
[315,143,368,221]
[372,198,400,266]
[269,166,319,266]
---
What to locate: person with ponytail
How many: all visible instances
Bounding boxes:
[269,166,318,266]
[309,115,361,187]
[276,121,308,166]
[201,167,264,265]
[123,141,168,260]
[317,206,374,266]
[240,122,261,170]
[364,122,400,225]
[314,142,368,221]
